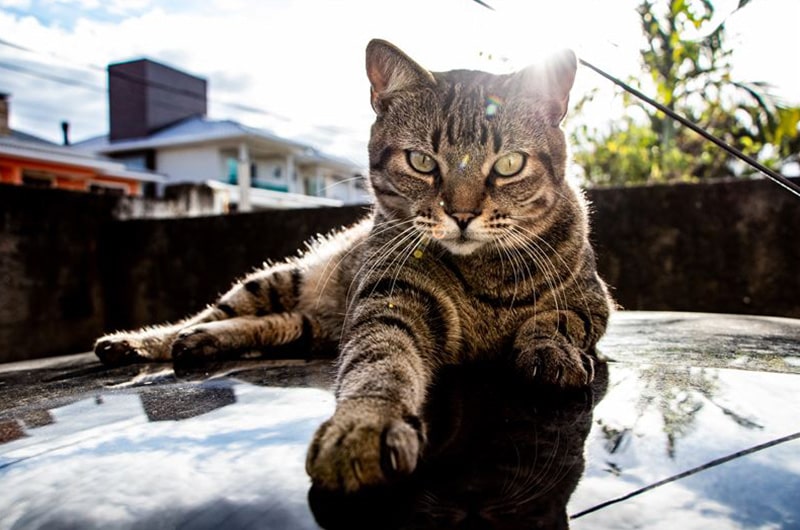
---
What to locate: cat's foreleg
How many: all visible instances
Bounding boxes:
[94,305,226,364]
[94,263,305,364]
[171,312,318,362]
[305,287,445,492]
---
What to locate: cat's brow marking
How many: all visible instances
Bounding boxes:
[431,127,442,153]
[492,128,503,153]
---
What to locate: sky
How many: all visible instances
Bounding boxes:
[0,0,797,167]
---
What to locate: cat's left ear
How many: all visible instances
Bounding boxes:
[514,49,577,126]
[366,39,435,113]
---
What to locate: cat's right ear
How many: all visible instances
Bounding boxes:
[366,39,434,113]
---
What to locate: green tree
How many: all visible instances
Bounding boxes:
[571,0,800,187]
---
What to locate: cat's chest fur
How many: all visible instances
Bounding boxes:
[359,240,537,357]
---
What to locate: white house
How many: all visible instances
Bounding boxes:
[72,58,368,210]
[74,116,369,209]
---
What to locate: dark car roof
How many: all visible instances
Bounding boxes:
[1,311,798,529]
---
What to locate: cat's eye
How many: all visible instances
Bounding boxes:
[407,151,438,174]
[493,152,526,177]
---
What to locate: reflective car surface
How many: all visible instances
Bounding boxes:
[1,311,798,529]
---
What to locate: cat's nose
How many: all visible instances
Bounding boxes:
[449,211,481,231]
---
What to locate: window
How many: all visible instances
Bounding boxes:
[21,171,54,188]
[227,157,237,184]
[228,159,259,183]
[112,151,154,171]
[89,183,126,196]
[305,176,324,197]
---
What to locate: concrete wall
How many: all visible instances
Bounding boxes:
[587,178,800,318]
[1,177,798,362]
[114,184,223,220]
[0,185,117,362]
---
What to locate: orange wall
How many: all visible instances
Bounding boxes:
[0,157,95,178]
[0,156,142,195]
[0,164,22,184]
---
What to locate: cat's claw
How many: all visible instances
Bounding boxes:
[94,338,148,365]
[516,339,595,388]
[581,353,596,383]
[306,402,423,492]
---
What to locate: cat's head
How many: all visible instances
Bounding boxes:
[366,39,579,256]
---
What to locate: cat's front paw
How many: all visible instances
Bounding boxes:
[306,400,423,492]
[515,338,595,387]
[94,337,149,365]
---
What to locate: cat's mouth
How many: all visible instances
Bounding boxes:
[417,220,490,255]
[433,230,487,255]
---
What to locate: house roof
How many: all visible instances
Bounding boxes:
[0,136,165,183]
[72,116,364,175]
[6,129,57,146]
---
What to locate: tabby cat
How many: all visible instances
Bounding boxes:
[94,39,612,492]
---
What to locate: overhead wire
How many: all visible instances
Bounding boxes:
[0,59,223,121]
[0,60,105,93]
[0,36,290,121]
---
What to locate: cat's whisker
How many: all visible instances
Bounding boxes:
[342,224,418,319]
[492,240,519,315]
[317,175,367,194]
[510,436,552,495]
[316,218,413,282]
[348,226,416,293]
[502,228,558,318]
[350,222,414,281]
[515,433,580,505]
[511,223,594,325]
[339,227,417,343]
[506,226,571,324]
[500,442,526,499]
[355,225,419,304]
[496,237,528,314]
[369,226,422,301]
[387,232,427,300]
[498,433,571,510]
[314,217,416,310]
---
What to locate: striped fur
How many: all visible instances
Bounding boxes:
[94,40,612,492]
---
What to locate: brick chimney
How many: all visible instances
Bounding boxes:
[108,59,207,142]
[0,93,10,137]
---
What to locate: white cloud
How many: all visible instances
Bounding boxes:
[0,0,32,8]
[105,0,154,15]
